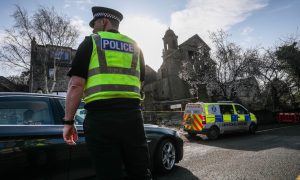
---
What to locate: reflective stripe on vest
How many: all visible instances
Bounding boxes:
[85,84,140,95]
[88,66,140,78]
[84,32,141,103]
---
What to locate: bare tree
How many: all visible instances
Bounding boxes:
[179,30,261,102]
[209,30,260,101]
[0,5,79,93]
[255,44,298,111]
[7,71,29,86]
[276,39,300,86]
[0,6,32,71]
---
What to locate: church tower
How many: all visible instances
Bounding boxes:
[162,28,178,58]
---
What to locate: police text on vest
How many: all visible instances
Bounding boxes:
[102,39,134,53]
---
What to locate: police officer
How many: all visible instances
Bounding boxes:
[63,6,152,180]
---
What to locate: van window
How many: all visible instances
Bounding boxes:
[207,104,221,115]
[235,105,249,114]
[219,104,234,114]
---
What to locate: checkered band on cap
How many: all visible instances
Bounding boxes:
[94,12,121,22]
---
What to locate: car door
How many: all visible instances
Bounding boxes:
[0,96,69,180]
[234,104,250,131]
[56,98,95,179]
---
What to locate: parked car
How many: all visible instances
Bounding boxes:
[0,92,183,179]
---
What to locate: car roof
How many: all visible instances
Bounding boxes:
[0,92,65,99]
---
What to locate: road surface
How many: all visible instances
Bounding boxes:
[154,125,300,180]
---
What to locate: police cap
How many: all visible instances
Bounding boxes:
[89,6,123,28]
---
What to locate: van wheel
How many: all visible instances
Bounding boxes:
[188,132,197,138]
[249,123,257,134]
[207,127,219,140]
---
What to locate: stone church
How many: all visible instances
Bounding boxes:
[143,28,211,110]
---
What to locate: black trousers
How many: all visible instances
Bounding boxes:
[83,109,152,180]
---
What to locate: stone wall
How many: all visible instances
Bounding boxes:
[143,111,184,127]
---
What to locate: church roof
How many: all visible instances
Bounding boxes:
[163,34,210,60]
[179,34,210,50]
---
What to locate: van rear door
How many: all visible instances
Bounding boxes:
[184,104,204,131]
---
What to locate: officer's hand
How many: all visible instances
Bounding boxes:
[63,124,78,145]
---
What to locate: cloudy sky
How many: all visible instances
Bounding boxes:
[0,0,299,76]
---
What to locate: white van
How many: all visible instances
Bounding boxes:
[183,102,257,139]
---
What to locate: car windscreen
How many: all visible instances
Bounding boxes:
[235,105,249,114]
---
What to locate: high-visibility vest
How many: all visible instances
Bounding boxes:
[84,31,141,104]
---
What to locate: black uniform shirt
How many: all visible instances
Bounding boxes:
[68,30,145,110]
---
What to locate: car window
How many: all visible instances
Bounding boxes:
[0,100,53,125]
[235,105,249,114]
[58,99,86,125]
[219,104,234,114]
[207,104,221,115]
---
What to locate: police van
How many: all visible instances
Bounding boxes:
[183,102,257,140]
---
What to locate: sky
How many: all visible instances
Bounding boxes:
[0,0,299,76]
